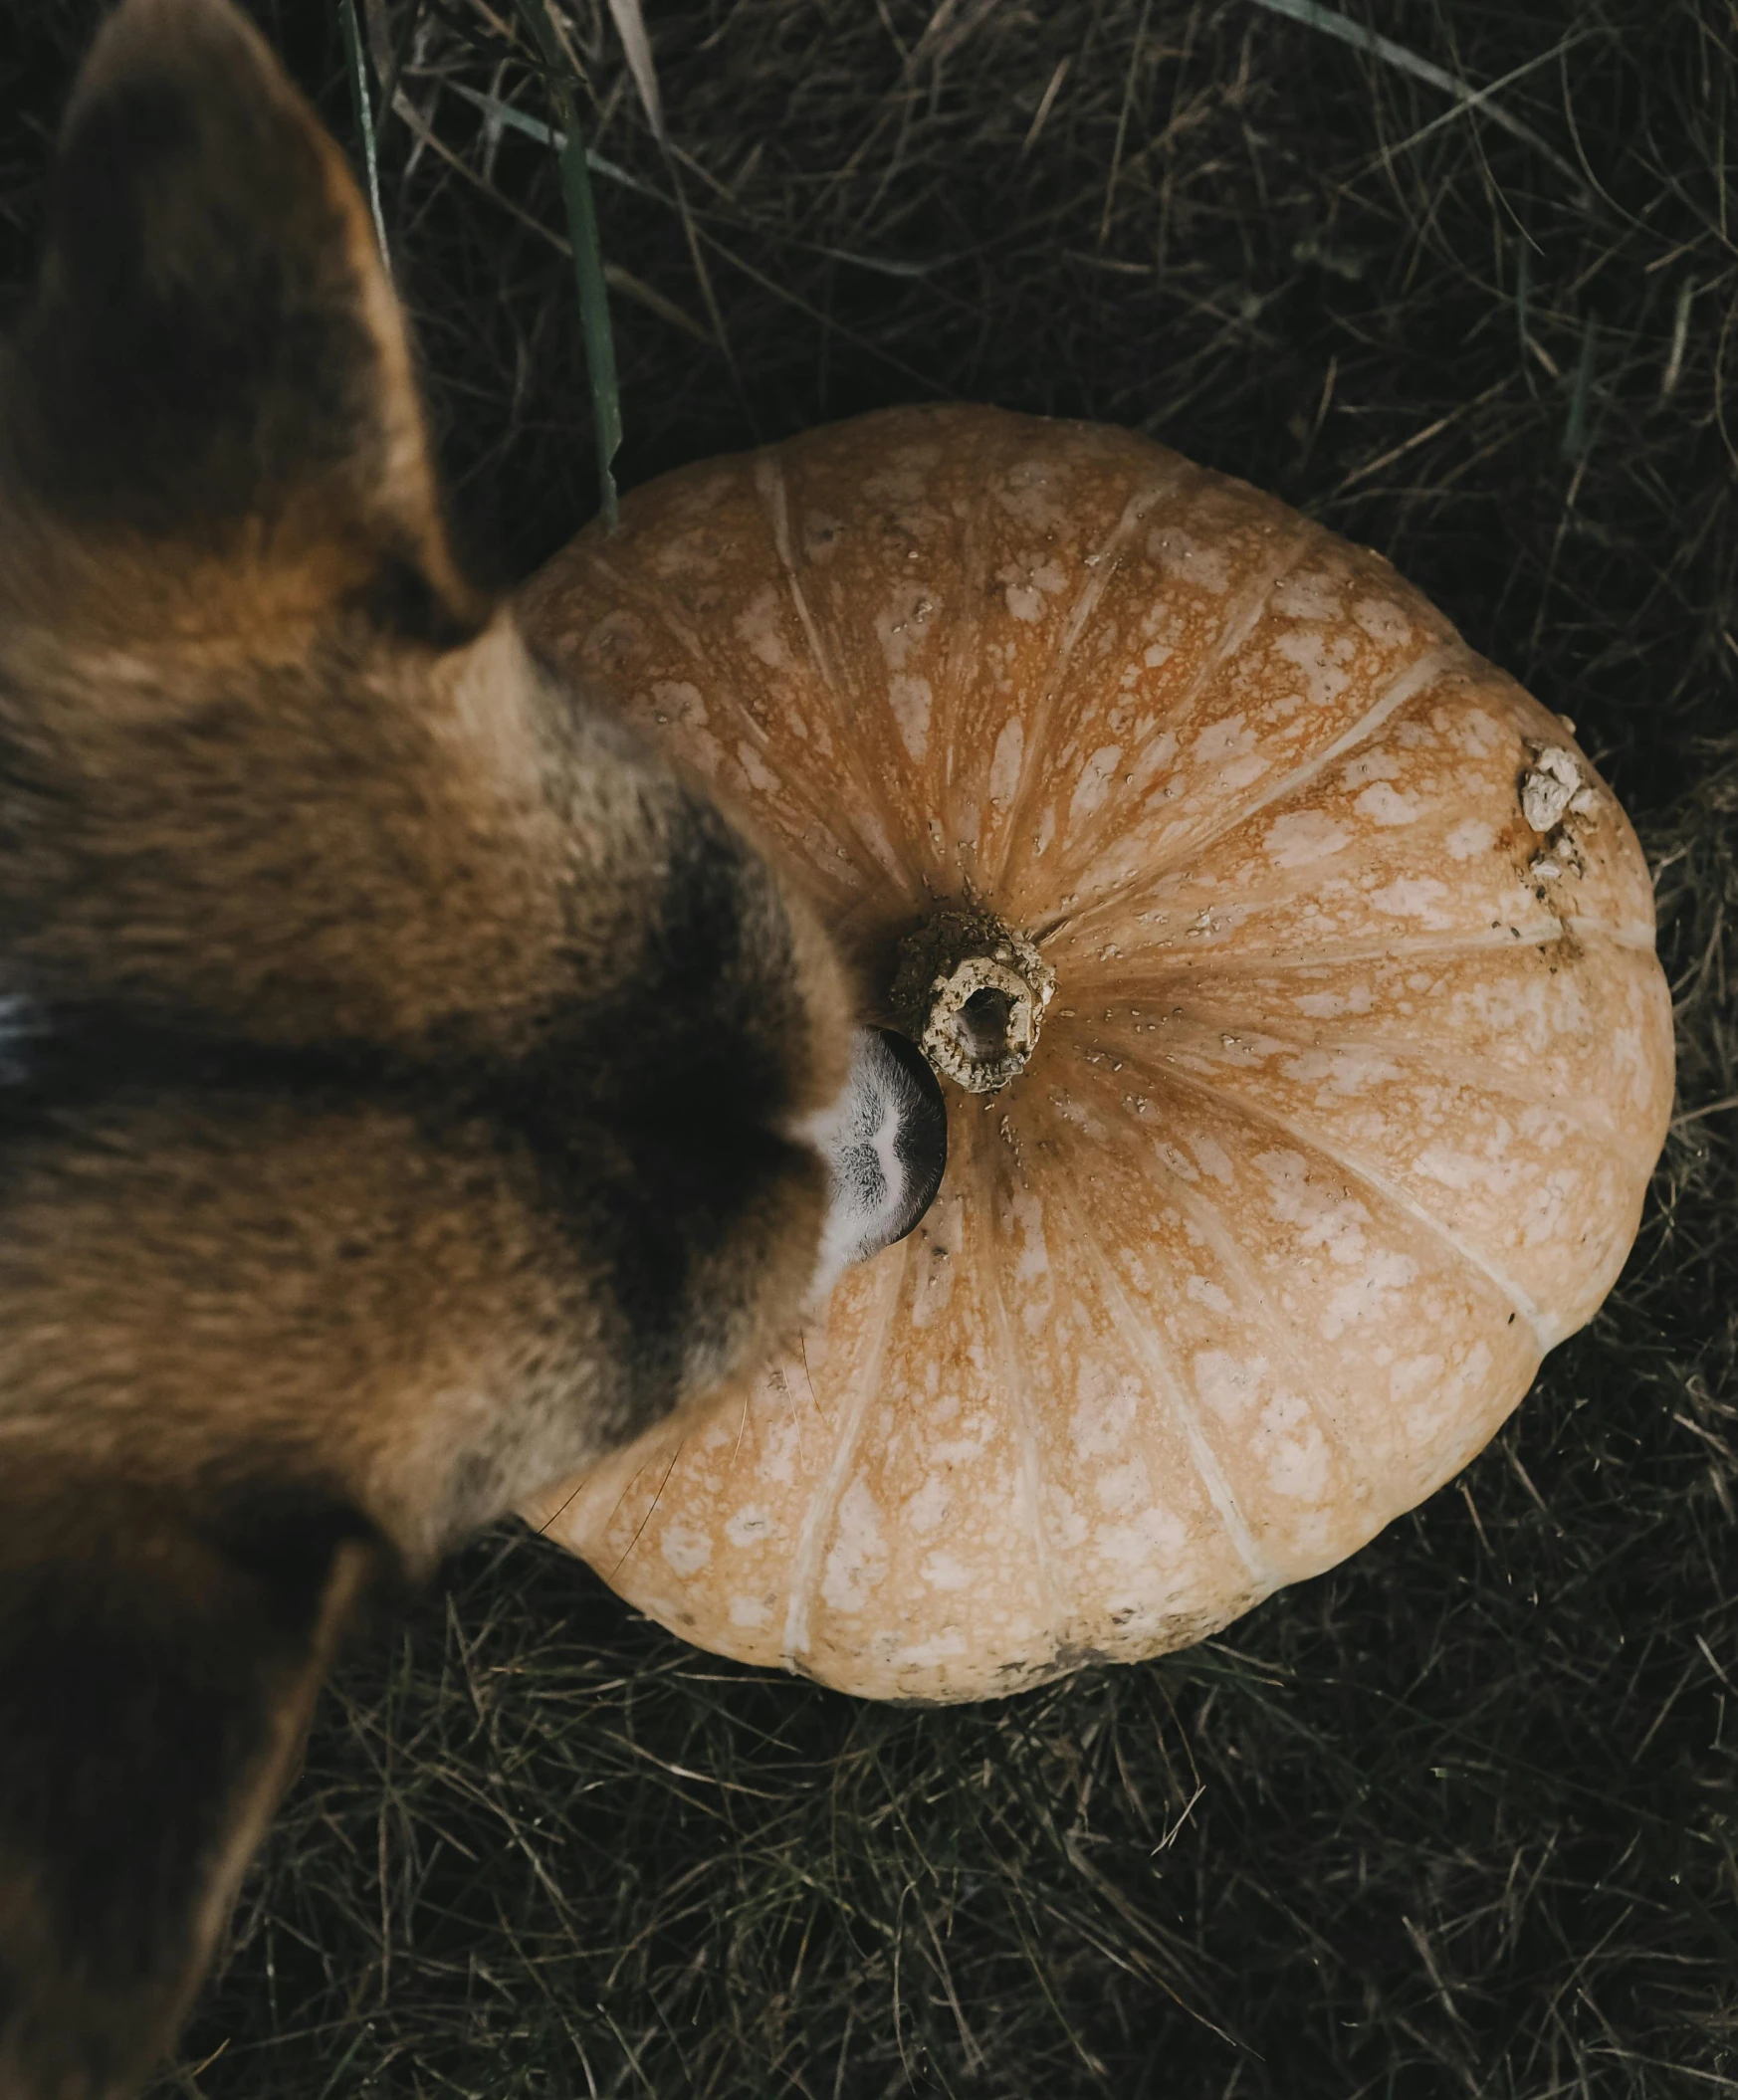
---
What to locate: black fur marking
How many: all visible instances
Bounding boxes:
[201,1479,388,1623]
[508,1090,820,1443]
[494,798,821,1427]
[532,792,802,1121]
[350,549,487,650]
[0,1006,406,1142]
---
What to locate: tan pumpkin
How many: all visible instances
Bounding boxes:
[516,404,1673,1703]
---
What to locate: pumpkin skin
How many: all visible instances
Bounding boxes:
[516,404,1673,1703]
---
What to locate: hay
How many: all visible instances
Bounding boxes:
[4,2,1736,2093]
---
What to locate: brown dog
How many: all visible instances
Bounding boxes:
[0,4,944,2092]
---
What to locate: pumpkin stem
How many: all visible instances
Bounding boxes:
[891,907,1056,1095]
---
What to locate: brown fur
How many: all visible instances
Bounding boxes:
[0,2,852,2091]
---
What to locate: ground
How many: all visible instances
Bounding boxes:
[3,2,1735,2094]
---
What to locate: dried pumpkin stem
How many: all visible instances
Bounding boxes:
[892,907,1056,1095]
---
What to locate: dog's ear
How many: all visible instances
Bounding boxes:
[6,0,475,635]
[0,1484,380,2100]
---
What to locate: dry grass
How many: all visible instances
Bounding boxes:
[4,1,1737,2093]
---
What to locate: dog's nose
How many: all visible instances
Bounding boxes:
[806,1028,948,1297]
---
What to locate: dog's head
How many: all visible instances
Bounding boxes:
[0,3,942,2091]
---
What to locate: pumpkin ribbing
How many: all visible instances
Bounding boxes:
[517,404,1673,1704]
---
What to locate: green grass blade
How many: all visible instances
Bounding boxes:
[603,0,666,144]
[519,0,623,530]
[1561,317,1599,465]
[338,0,388,261]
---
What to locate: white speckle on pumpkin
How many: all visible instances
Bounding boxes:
[1368,875,1452,922]
[920,1551,974,1590]
[736,741,779,797]
[998,556,1069,622]
[1133,729,1179,783]
[1186,1273,1234,1315]
[1148,526,1230,592]
[888,1632,971,1669]
[1268,567,1343,622]
[1295,982,1374,1018]
[1455,1340,1495,1391]
[1352,596,1412,646]
[1070,1364,1143,1459]
[1281,1045,1402,1095]
[1389,1354,1445,1402]
[1189,1134,1236,1182]
[1099,1506,1189,1568]
[1193,1350,1259,1419]
[1342,748,1403,786]
[735,585,795,670]
[651,528,719,581]
[1264,810,1352,868]
[1256,1151,1373,1267]
[1193,712,1255,763]
[1219,753,1268,793]
[995,465,1071,534]
[988,719,1024,806]
[889,674,932,761]
[930,1433,990,1469]
[653,678,706,724]
[1445,817,1495,860]
[820,1479,888,1612]
[1321,1249,1420,1340]
[1273,628,1353,708]
[904,1478,951,1536]
[1455,709,1505,757]
[650,680,723,770]
[1260,1397,1331,1500]
[1355,781,1422,826]
[661,1525,713,1576]
[1069,745,1124,822]
[1096,1462,1148,1515]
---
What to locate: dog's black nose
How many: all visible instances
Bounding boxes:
[809,1028,949,1288]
